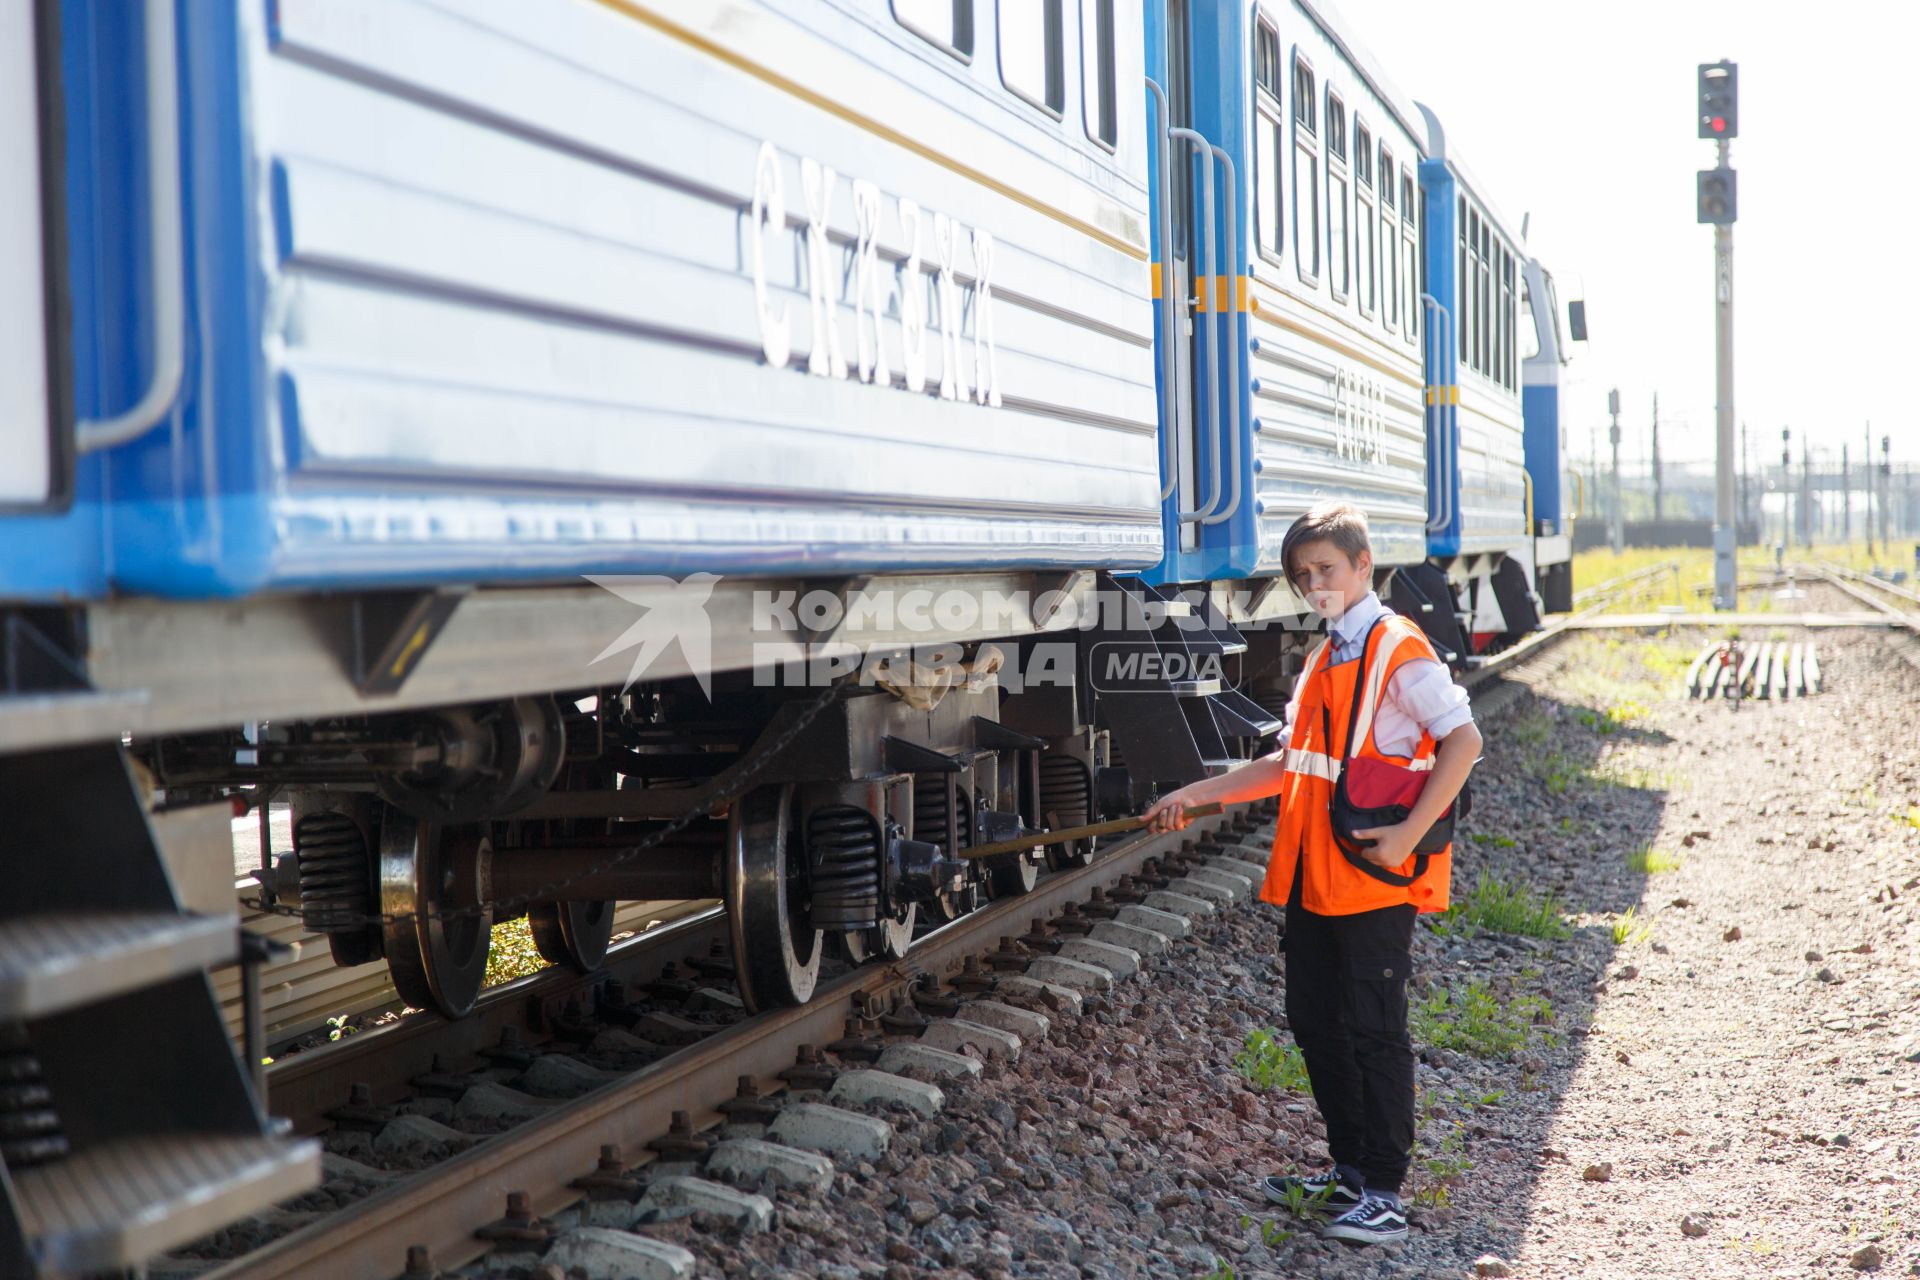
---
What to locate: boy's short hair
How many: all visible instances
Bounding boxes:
[1280,501,1373,593]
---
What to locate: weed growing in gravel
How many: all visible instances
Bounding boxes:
[1412,980,1552,1058]
[1509,707,1555,748]
[1431,870,1570,940]
[1232,1216,1296,1247]
[483,916,552,988]
[1414,1125,1475,1207]
[1470,831,1519,850]
[1232,1029,1312,1093]
[1610,906,1654,946]
[1899,806,1920,833]
[1577,699,1651,735]
[1626,843,1683,874]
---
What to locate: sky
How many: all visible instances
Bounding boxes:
[1345,0,1916,478]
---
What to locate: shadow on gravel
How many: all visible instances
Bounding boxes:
[1386,675,1677,1269]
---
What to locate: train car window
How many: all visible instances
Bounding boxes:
[1457,199,1469,366]
[1326,90,1348,301]
[1477,220,1491,378]
[1520,279,1541,361]
[1379,144,1396,330]
[1079,0,1116,147]
[1354,121,1375,319]
[1403,170,1418,344]
[1291,51,1320,284]
[1494,244,1507,387]
[999,0,1065,116]
[1254,20,1283,261]
[1500,247,1514,388]
[894,0,975,59]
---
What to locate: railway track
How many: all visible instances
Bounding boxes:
[174,615,1593,1280]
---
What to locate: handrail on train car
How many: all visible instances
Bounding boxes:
[76,0,186,453]
[1169,125,1225,524]
[1419,294,1456,536]
[1565,466,1585,519]
[1145,78,1178,503]
[1196,139,1242,527]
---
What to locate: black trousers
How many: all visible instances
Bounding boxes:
[1283,895,1417,1193]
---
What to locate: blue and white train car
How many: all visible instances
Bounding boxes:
[1141,0,1431,591]
[0,3,1212,1271]
[1521,255,1582,613]
[1415,104,1540,652]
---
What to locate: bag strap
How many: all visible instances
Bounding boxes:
[1325,614,1436,889]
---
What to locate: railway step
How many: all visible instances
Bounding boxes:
[12,1135,319,1275]
[0,744,320,1277]
[1088,579,1280,804]
[0,913,237,1019]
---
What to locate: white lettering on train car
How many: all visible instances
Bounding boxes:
[801,158,850,380]
[750,142,997,409]
[1332,367,1387,466]
[898,198,928,393]
[750,141,791,368]
[851,179,890,387]
[970,227,1001,408]
[933,212,968,402]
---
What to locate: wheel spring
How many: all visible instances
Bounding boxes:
[912,776,971,853]
[0,1027,67,1168]
[294,811,375,934]
[1037,754,1092,828]
[805,806,881,931]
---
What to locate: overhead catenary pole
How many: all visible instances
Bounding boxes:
[1608,388,1624,553]
[1842,443,1851,546]
[1651,392,1663,521]
[1865,421,1875,557]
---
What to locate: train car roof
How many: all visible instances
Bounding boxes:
[1414,102,1527,249]
[1291,0,1428,154]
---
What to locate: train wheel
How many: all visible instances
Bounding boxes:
[380,813,493,1019]
[1037,753,1096,870]
[727,784,822,1012]
[527,762,616,973]
[527,900,614,973]
[984,850,1039,899]
[841,903,918,964]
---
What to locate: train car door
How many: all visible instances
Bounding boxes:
[1156,0,1202,554]
[0,0,69,511]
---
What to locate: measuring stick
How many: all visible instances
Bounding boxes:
[956,801,1228,861]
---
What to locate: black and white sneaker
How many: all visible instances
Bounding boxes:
[1321,1191,1409,1246]
[1260,1168,1361,1213]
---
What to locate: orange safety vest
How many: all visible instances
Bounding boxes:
[1259,613,1453,915]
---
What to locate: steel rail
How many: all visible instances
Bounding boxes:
[264,908,728,1134]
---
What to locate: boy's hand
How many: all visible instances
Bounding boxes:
[1350,820,1418,868]
[1142,792,1193,834]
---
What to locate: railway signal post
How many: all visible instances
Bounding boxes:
[1699,60,1738,609]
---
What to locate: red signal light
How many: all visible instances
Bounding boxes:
[1711,116,1726,133]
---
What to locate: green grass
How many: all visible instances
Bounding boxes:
[1572,541,1902,618]
[1577,699,1651,735]
[1412,979,1552,1058]
[1232,1028,1312,1093]
[482,916,551,989]
[1431,870,1570,940]
[1626,843,1683,874]
[1610,906,1653,947]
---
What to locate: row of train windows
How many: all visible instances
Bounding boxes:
[1458,201,1519,391]
[894,0,1119,149]
[1252,23,1419,348]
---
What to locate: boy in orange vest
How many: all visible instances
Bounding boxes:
[1143,501,1482,1246]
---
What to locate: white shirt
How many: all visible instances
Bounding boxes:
[1282,591,1473,756]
